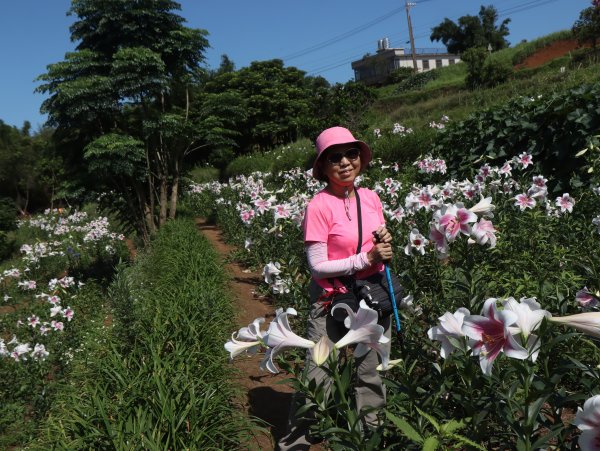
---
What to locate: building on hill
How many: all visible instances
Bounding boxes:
[351,38,461,86]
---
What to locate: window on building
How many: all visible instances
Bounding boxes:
[422,59,429,70]
[449,59,455,65]
[435,59,443,68]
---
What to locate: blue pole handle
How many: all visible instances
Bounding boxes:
[372,230,401,332]
[384,264,401,332]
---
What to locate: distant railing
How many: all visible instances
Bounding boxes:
[407,48,450,55]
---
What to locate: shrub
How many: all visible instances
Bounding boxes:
[395,70,438,93]
[388,67,415,84]
[463,47,513,89]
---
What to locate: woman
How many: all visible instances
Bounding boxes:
[278,126,393,450]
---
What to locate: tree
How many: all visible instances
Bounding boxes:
[0,120,62,213]
[37,0,209,241]
[201,59,324,152]
[573,1,600,49]
[430,5,510,54]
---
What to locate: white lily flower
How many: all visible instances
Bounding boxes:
[469,196,495,216]
[260,308,315,373]
[333,300,385,349]
[504,297,550,340]
[428,308,470,358]
[225,336,262,359]
[574,395,600,450]
[355,334,391,369]
[262,261,281,284]
[503,297,550,362]
[399,293,421,315]
[224,317,265,359]
[311,335,333,366]
[377,358,402,372]
[237,317,265,341]
[549,312,600,338]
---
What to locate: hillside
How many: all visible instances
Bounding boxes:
[515,39,589,69]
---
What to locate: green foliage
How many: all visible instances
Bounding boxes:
[0,121,63,213]
[463,47,513,89]
[188,165,220,183]
[430,5,511,54]
[225,139,314,177]
[387,67,415,84]
[432,81,600,190]
[84,133,146,178]
[0,197,17,231]
[203,59,324,151]
[395,70,439,94]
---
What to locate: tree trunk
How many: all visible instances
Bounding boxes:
[145,146,157,234]
[159,177,168,226]
[185,86,189,121]
[168,159,179,219]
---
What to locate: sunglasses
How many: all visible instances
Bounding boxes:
[326,148,361,165]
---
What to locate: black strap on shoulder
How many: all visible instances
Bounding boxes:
[355,187,362,255]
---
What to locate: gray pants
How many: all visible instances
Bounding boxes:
[277,280,391,451]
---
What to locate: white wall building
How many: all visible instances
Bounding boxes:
[351,38,461,86]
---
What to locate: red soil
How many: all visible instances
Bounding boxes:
[515,39,587,69]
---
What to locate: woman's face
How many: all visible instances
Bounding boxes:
[320,144,362,188]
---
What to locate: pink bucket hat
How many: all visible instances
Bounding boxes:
[312,126,372,181]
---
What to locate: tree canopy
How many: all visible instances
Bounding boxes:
[37,0,209,240]
[430,5,510,54]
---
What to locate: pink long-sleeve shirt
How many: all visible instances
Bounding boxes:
[303,187,385,291]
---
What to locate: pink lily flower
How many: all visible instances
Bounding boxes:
[576,287,600,308]
[437,204,477,241]
[404,228,429,256]
[574,395,600,451]
[462,298,529,375]
[260,308,315,373]
[514,193,536,210]
[471,219,497,248]
[429,224,449,258]
[517,152,533,168]
[555,193,575,213]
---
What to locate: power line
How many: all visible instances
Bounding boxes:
[281,6,406,61]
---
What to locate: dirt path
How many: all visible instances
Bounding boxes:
[196,218,316,450]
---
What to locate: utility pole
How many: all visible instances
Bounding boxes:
[405,1,418,72]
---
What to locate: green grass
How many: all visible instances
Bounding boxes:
[31,218,258,450]
[371,51,600,131]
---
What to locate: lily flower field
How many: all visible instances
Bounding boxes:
[190,131,600,449]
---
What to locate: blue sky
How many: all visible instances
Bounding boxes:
[0,0,590,129]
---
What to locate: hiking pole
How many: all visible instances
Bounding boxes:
[373,231,401,335]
